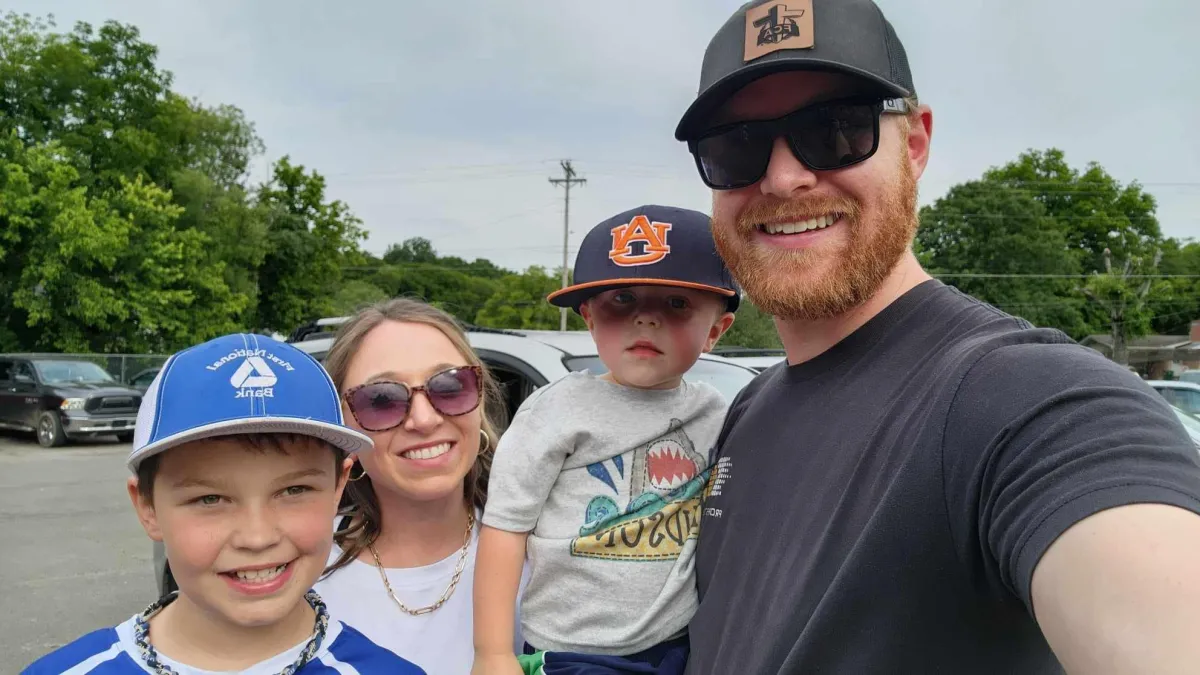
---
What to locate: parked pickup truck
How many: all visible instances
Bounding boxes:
[0,354,143,447]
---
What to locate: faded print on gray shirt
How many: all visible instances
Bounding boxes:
[482,371,729,656]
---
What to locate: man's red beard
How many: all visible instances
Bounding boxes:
[712,154,918,321]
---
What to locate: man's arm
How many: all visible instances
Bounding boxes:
[941,340,1200,671]
[1031,503,1200,674]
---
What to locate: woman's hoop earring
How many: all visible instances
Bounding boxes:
[348,461,368,482]
[479,429,491,453]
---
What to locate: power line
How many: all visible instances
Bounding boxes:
[549,160,586,331]
[341,261,1200,279]
[936,273,1200,279]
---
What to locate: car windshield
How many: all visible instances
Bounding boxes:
[33,360,117,385]
[563,356,758,402]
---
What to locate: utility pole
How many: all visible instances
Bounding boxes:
[549,160,586,331]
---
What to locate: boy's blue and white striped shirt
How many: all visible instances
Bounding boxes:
[21,616,425,674]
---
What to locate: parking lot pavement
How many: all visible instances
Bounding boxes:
[0,432,153,672]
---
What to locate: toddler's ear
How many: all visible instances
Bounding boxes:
[704,312,736,352]
[579,301,595,330]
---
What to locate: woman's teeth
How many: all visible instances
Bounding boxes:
[759,214,838,234]
[402,442,452,460]
[233,564,287,583]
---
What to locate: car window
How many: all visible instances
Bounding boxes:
[562,356,757,402]
[0,359,12,382]
[13,362,35,382]
[133,371,158,386]
[32,360,116,385]
[1179,389,1200,413]
[1172,405,1200,435]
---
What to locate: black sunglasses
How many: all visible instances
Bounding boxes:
[342,365,482,432]
[687,96,909,190]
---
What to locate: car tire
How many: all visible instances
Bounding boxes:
[116,431,134,443]
[37,411,66,448]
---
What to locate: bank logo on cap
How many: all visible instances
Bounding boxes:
[230,356,277,388]
[205,345,295,400]
[744,0,814,62]
[609,215,672,267]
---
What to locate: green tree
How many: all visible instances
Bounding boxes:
[917,148,1169,340]
[1149,239,1200,336]
[721,300,782,349]
[983,149,1162,274]
[253,156,367,333]
[918,174,1087,335]
[0,135,243,352]
[368,264,497,324]
[1080,248,1169,365]
[0,13,263,195]
[327,279,390,316]
[475,266,587,330]
[0,12,269,340]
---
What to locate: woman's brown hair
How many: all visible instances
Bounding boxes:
[320,297,503,576]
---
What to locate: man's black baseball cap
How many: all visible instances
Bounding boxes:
[675,0,916,141]
[546,205,740,313]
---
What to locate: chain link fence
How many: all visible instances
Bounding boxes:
[19,353,172,385]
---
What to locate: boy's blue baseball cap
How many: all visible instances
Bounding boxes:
[127,333,372,472]
[546,205,741,313]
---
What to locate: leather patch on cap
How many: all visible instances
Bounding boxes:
[744,0,814,61]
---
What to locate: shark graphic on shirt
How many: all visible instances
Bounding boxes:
[572,419,710,561]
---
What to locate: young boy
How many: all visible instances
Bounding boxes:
[473,205,740,674]
[22,333,425,674]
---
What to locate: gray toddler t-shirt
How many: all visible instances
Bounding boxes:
[482,371,729,656]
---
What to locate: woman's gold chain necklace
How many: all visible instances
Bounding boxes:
[367,510,475,616]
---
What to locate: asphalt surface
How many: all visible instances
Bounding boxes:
[0,432,153,673]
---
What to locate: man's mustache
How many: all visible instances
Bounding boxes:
[733,195,861,233]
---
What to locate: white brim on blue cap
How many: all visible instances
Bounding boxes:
[127,333,374,472]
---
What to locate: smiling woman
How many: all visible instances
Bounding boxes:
[312,298,527,675]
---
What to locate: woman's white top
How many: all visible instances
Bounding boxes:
[314,516,528,675]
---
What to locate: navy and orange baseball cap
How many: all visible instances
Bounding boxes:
[546,205,740,313]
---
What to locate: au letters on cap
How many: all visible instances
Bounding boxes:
[744,0,815,61]
[608,215,672,267]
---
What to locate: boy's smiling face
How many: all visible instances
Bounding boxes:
[129,436,351,629]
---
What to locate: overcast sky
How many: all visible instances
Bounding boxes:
[9,0,1199,273]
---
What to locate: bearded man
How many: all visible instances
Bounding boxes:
[673,1,1200,673]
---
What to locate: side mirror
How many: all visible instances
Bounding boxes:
[13,373,33,385]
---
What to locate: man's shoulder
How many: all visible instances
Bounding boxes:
[317,621,426,673]
[954,330,1145,403]
[898,283,1091,387]
[21,625,137,674]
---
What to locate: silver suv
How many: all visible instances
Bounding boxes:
[152,322,760,597]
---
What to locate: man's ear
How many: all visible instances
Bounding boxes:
[703,312,737,353]
[127,476,163,543]
[907,103,934,181]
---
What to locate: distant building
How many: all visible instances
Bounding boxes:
[1081,321,1200,379]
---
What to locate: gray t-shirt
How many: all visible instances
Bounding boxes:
[483,371,729,656]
